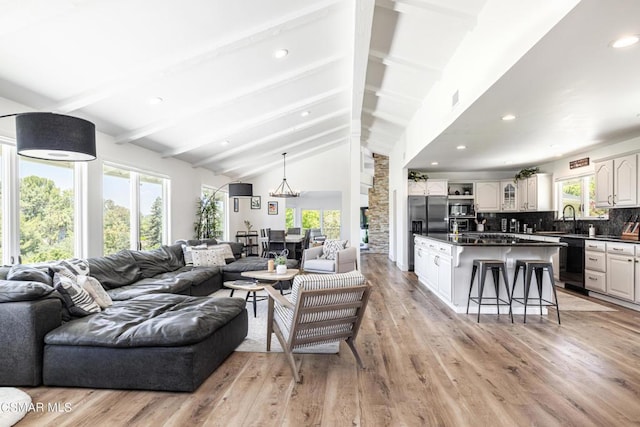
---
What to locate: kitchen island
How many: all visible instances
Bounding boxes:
[414,233,566,315]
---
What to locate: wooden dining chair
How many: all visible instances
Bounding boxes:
[264,271,371,383]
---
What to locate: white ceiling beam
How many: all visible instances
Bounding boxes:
[364,84,423,105]
[375,0,477,28]
[362,107,409,127]
[352,0,376,121]
[395,0,478,28]
[190,108,349,167]
[362,125,400,142]
[368,50,441,77]
[49,0,346,113]
[168,92,348,161]
[116,56,345,145]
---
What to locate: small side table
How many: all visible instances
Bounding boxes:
[241,268,300,295]
[223,280,266,317]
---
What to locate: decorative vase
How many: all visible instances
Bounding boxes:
[276,264,287,275]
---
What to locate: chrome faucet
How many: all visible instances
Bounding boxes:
[562,204,577,234]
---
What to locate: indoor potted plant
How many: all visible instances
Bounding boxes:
[274,254,288,274]
[514,167,539,183]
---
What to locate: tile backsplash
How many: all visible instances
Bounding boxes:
[474,207,640,236]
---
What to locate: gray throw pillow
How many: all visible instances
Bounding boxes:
[7,264,53,286]
[53,273,101,317]
[0,280,54,302]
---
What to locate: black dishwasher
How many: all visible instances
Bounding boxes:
[559,237,585,292]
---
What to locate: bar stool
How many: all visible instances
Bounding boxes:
[510,260,560,324]
[466,259,513,323]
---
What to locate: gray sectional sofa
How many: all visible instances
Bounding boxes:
[0,239,299,392]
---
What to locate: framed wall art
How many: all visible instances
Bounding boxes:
[251,196,261,210]
[267,201,278,215]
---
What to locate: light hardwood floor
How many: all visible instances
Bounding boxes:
[18,254,640,426]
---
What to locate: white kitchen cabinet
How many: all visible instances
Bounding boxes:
[426,179,448,196]
[585,240,607,293]
[437,255,452,301]
[606,242,635,301]
[516,174,552,211]
[414,243,427,280]
[594,154,637,208]
[475,181,500,212]
[500,180,518,211]
[408,180,426,195]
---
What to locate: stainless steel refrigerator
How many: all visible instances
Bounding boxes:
[408,196,447,270]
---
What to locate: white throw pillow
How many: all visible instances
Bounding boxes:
[78,275,113,308]
[182,243,207,265]
[192,249,227,267]
[321,239,347,260]
[212,243,235,260]
[53,273,101,316]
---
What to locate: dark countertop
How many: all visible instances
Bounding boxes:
[415,233,566,247]
[519,232,640,244]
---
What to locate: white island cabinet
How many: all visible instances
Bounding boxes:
[413,234,563,314]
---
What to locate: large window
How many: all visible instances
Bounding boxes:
[0,148,3,262]
[19,158,75,263]
[557,175,607,219]
[103,164,168,255]
[301,209,341,239]
[201,186,227,240]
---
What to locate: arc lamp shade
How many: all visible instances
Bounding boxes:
[228,183,253,197]
[16,113,96,161]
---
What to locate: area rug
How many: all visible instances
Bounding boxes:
[210,289,339,354]
[0,387,32,426]
[555,291,617,312]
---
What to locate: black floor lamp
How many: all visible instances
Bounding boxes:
[0,112,96,161]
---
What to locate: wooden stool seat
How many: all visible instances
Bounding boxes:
[466,259,513,323]
[510,259,560,324]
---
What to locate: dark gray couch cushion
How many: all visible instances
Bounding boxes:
[0,280,54,302]
[130,245,184,278]
[106,276,193,301]
[7,265,52,286]
[87,250,142,289]
[45,293,247,347]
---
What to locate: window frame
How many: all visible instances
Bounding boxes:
[555,173,608,220]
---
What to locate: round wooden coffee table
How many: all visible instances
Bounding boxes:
[241,269,300,295]
[223,280,267,318]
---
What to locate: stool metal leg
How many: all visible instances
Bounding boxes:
[500,266,513,323]
[535,267,545,320]
[477,265,488,323]
[523,266,535,324]
[466,264,478,315]
[547,265,561,324]
[491,267,500,318]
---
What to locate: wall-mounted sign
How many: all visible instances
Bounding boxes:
[569,157,590,169]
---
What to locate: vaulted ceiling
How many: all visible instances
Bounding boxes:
[0,0,638,178]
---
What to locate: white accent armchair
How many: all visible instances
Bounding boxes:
[301,245,358,274]
[264,271,371,382]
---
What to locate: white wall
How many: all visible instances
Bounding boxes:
[232,144,352,240]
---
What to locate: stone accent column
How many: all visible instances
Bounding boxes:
[368,154,389,254]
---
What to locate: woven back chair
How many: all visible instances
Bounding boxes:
[264,271,371,383]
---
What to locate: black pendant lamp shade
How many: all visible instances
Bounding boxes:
[15,112,96,161]
[228,182,253,197]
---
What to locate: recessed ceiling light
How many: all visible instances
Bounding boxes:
[300,111,310,117]
[611,35,639,49]
[431,161,439,166]
[274,49,289,59]
[502,114,516,121]
[221,140,230,146]
[504,160,513,165]
[456,145,466,150]
[148,97,164,105]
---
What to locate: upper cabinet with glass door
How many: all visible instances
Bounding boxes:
[500,180,518,211]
